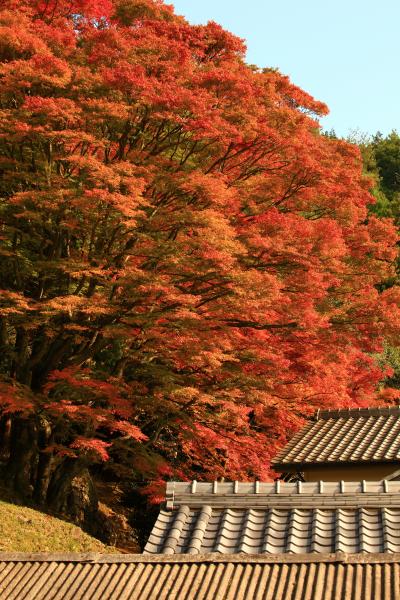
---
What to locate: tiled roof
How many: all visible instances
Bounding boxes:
[272,407,400,469]
[0,553,400,600]
[144,481,400,555]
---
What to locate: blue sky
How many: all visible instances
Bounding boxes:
[171,0,400,138]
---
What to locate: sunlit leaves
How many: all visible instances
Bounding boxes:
[0,0,399,499]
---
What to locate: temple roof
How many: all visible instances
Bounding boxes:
[144,480,400,555]
[272,407,400,471]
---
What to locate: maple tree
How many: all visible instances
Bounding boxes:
[0,0,400,512]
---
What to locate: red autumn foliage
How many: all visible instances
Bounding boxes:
[0,0,399,507]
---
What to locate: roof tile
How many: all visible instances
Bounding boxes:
[145,505,400,556]
[272,408,400,468]
[145,480,400,556]
[4,554,400,600]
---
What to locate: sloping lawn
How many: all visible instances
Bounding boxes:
[0,499,117,553]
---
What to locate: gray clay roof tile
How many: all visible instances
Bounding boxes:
[144,480,400,556]
[272,407,400,468]
[0,553,399,600]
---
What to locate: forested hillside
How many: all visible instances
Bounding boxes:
[1,0,400,541]
[355,131,400,389]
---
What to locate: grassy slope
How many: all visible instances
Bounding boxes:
[0,499,117,553]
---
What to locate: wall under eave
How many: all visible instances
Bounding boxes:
[301,463,399,482]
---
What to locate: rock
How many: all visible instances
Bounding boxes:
[96,502,140,551]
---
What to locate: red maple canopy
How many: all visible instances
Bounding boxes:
[0,0,399,504]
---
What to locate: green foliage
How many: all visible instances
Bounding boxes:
[373,132,400,199]
[375,344,400,390]
[353,130,400,222]
[354,131,400,391]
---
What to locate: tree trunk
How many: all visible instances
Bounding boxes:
[0,416,11,460]
[33,417,54,505]
[46,457,89,513]
[34,452,55,505]
[7,417,38,499]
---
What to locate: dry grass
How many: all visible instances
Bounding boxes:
[0,498,118,553]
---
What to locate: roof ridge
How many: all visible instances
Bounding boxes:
[2,552,400,564]
[316,406,400,419]
[164,480,400,509]
[166,480,398,491]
